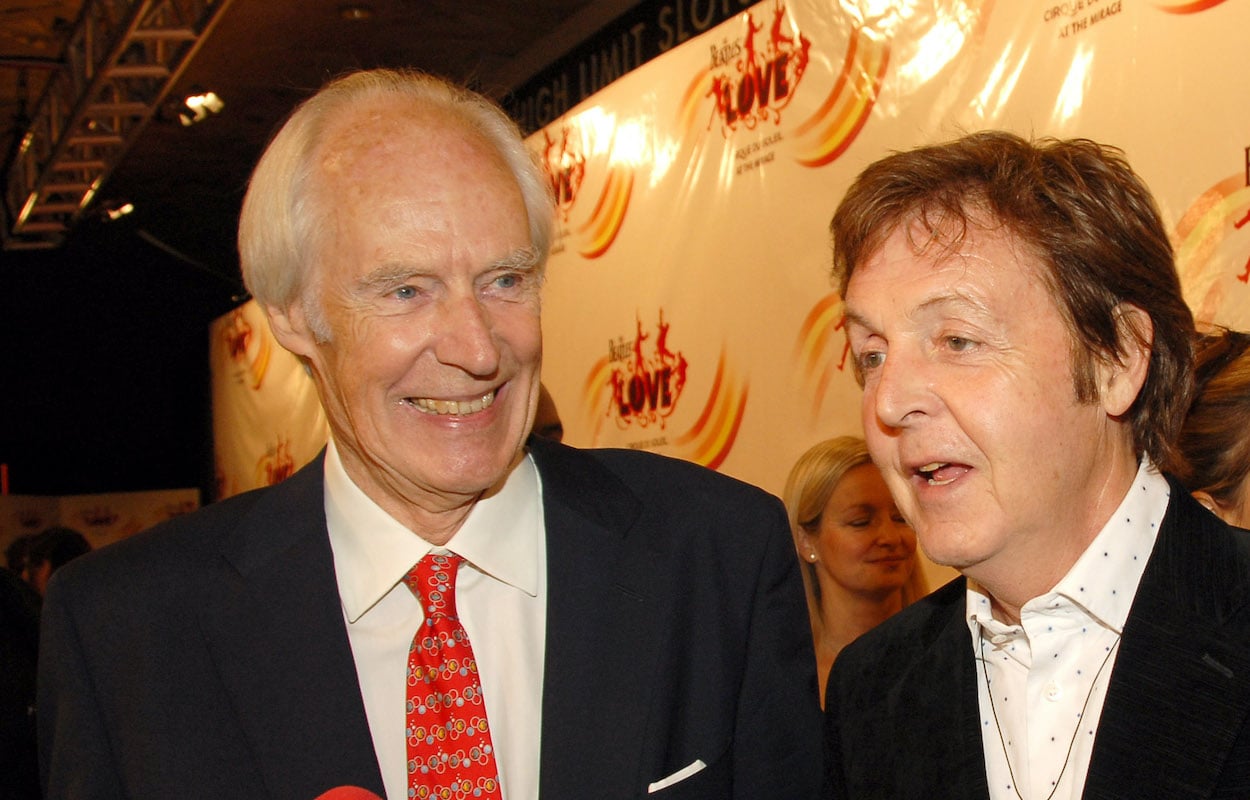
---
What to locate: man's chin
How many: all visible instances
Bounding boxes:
[915,535,978,571]
[419,451,525,498]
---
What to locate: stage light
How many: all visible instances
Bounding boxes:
[339,4,374,20]
[104,201,135,221]
[179,91,224,126]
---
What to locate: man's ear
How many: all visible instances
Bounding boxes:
[1097,303,1152,417]
[1190,489,1241,526]
[1192,489,1220,514]
[265,301,319,359]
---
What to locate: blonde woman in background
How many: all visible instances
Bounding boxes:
[784,435,928,704]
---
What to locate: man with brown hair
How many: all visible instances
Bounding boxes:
[824,131,1250,798]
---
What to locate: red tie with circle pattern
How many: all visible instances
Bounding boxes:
[403,553,502,799]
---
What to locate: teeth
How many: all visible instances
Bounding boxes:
[411,391,496,416]
[918,461,956,486]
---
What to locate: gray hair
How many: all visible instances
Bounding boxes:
[238,68,554,328]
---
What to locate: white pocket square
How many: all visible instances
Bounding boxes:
[647,759,707,793]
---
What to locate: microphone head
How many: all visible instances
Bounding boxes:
[313,787,383,800]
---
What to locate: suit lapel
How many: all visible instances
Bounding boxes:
[904,583,991,799]
[1084,484,1250,799]
[529,439,661,799]
[828,579,989,798]
[195,457,385,798]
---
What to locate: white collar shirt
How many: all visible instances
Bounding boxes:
[967,459,1169,800]
[324,440,547,800]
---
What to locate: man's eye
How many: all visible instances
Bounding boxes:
[945,336,973,351]
[494,273,521,290]
[394,286,417,300]
[858,351,885,371]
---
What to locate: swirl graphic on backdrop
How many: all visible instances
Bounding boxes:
[581,356,617,444]
[1155,0,1230,13]
[219,307,272,390]
[539,120,635,261]
[678,67,716,138]
[677,2,891,174]
[794,292,853,420]
[791,27,890,168]
[1174,174,1250,325]
[669,351,749,471]
[576,167,635,258]
[580,317,748,470]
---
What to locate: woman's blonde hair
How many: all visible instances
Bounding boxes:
[782,435,928,626]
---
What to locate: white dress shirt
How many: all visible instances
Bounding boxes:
[323,440,547,800]
[967,459,1169,800]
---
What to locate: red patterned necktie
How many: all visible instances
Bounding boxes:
[403,553,502,799]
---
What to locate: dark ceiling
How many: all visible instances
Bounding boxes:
[0,0,638,497]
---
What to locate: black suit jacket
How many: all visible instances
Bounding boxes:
[824,478,1250,799]
[38,438,823,799]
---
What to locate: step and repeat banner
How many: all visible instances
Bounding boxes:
[527,0,1250,500]
[0,488,200,557]
[209,300,327,500]
[212,1,1250,521]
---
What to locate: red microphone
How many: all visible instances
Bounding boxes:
[313,787,383,800]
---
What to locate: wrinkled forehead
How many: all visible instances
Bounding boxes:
[313,99,491,182]
[841,215,1073,355]
[852,211,1049,289]
[306,98,521,221]
[295,99,527,283]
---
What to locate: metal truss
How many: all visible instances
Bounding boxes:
[3,0,234,250]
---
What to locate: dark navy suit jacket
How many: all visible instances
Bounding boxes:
[825,478,1250,799]
[38,437,823,799]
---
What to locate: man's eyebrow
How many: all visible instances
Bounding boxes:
[844,290,987,333]
[350,246,540,294]
[492,246,540,271]
[842,307,874,334]
[913,290,990,319]
[354,264,425,294]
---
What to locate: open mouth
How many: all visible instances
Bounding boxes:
[916,461,967,486]
[408,390,496,416]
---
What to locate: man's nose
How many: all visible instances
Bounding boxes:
[870,347,932,429]
[434,294,501,376]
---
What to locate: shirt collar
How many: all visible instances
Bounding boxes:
[1045,458,1168,630]
[967,458,1170,636]
[324,439,545,623]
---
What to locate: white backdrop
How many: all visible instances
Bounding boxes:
[212,1,1250,580]
[531,0,1250,500]
[209,299,327,500]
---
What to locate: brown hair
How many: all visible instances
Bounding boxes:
[1177,328,1250,508]
[830,131,1195,472]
